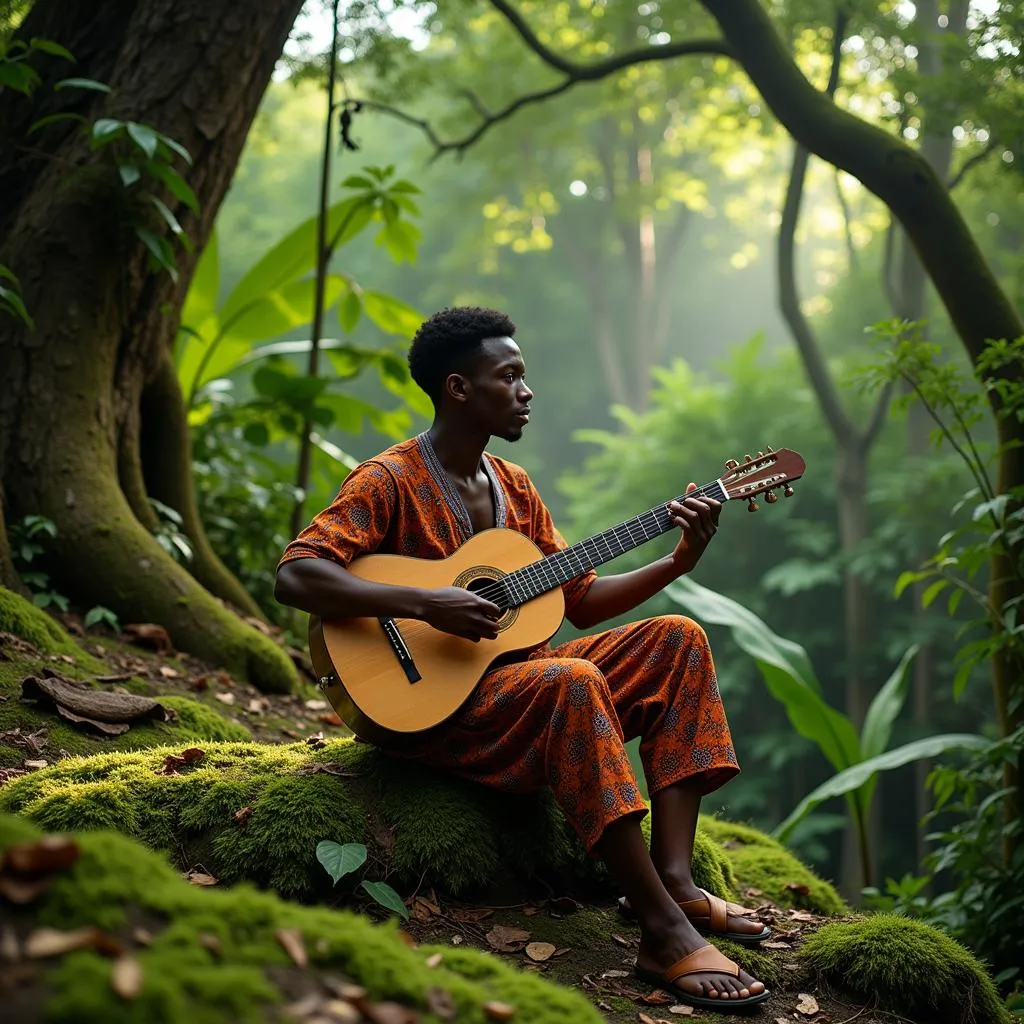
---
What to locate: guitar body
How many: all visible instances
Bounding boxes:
[309,528,566,746]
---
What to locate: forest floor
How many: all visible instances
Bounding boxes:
[0,621,899,1024]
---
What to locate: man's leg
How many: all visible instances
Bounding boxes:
[550,615,765,938]
[595,815,764,1001]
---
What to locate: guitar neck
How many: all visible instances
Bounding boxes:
[501,478,729,608]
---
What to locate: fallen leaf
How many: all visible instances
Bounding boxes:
[600,969,629,979]
[483,1001,515,1022]
[183,871,218,886]
[323,980,367,1006]
[426,986,457,1020]
[411,897,440,921]
[304,699,328,711]
[321,1000,361,1022]
[0,875,56,904]
[485,926,530,953]
[232,806,253,824]
[789,910,815,922]
[639,1013,657,1024]
[425,952,443,969]
[214,692,236,705]
[548,896,579,913]
[525,942,556,962]
[197,933,222,958]
[450,935,463,945]
[247,698,268,714]
[121,622,173,653]
[763,940,793,949]
[275,928,308,968]
[23,759,48,770]
[2,835,81,875]
[132,928,152,946]
[158,666,179,679]
[179,748,205,764]
[611,933,632,948]
[795,993,820,1015]
[669,1008,694,1017]
[364,1002,419,1024]
[305,731,326,748]
[110,956,143,999]
[744,887,764,897]
[449,907,493,924]
[641,989,674,1005]
[598,1002,614,1013]
[785,883,811,896]
[522,905,539,916]
[24,927,100,958]
[318,712,345,727]
[552,947,571,957]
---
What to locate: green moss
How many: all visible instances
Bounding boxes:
[698,816,847,915]
[0,815,604,1024]
[800,915,1010,1024]
[0,586,89,659]
[156,696,250,742]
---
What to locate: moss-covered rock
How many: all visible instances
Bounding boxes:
[0,586,101,665]
[0,814,603,1024]
[698,815,847,915]
[1,739,737,904]
[800,915,1010,1024]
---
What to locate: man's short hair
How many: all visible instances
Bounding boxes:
[407,306,516,405]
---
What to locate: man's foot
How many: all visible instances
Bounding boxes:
[634,917,768,1008]
[619,884,770,945]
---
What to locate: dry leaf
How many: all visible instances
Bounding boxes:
[795,993,820,1015]
[25,927,99,958]
[785,882,811,896]
[363,1002,419,1024]
[425,952,443,969]
[132,928,152,947]
[611,933,632,948]
[425,987,457,1020]
[449,907,492,924]
[524,942,556,962]
[197,933,222,958]
[158,666,179,679]
[552,947,571,957]
[2,835,81,875]
[639,1014,657,1024]
[641,989,674,1005]
[744,887,764,897]
[233,806,253,824]
[110,956,143,999]
[522,905,538,916]
[319,712,345,727]
[411,896,440,921]
[23,759,48,770]
[450,935,462,945]
[304,699,328,711]
[306,731,326,748]
[122,622,172,652]
[548,895,579,913]
[789,910,815,922]
[669,1008,694,1017]
[214,692,236,705]
[485,926,530,953]
[321,1000,360,1023]
[275,928,308,968]
[600,969,630,979]
[184,871,218,886]
[763,940,793,949]
[482,1001,515,1022]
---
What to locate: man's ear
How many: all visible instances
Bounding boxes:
[444,372,469,404]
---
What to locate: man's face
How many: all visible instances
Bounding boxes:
[457,336,533,442]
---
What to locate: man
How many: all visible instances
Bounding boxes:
[275,307,769,1010]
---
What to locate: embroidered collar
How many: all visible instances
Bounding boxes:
[415,431,507,539]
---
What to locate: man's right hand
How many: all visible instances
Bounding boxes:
[420,586,501,642]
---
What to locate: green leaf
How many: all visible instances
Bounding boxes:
[135,227,178,283]
[376,219,421,264]
[0,60,40,94]
[360,880,409,919]
[54,76,111,92]
[147,161,200,213]
[316,840,367,885]
[861,646,918,760]
[155,132,193,165]
[947,588,964,616]
[181,229,220,333]
[31,38,76,60]
[223,199,364,323]
[363,291,422,337]
[341,174,375,189]
[387,179,422,195]
[126,121,159,159]
[243,422,269,446]
[338,290,362,333]
[91,118,123,145]
[921,579,948,609]
[29,111,88,133]
[150,196,191,250]
[221,276,345,352]
[118,163,141,188]
[667,577,861,772]
[894,569,929,599]
[0,282,34,328]
[773,734,990,842]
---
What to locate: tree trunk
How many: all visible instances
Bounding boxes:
[0,0,304,691]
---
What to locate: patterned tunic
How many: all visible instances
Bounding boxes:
[280,432,738,851]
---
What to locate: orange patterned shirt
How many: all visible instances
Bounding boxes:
[279,433,597,616]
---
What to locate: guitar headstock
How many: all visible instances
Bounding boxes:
[720,447,805,511]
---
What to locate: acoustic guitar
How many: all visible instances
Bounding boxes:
[309,447,805,746]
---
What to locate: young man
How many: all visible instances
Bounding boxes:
[275,307,768,1010]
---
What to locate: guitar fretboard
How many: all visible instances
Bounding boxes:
[494,479,728,610]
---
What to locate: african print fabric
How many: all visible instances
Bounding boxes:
[280,435,739,851]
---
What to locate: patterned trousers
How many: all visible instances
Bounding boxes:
[398,615,739,852]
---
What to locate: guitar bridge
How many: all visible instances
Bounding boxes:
[378,617,422,684]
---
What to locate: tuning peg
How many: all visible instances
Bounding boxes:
[747,497,759,512]
[784,484,795,497]
[744,454,753,463]
[765,490,778,504]
[765,445,774,453]
[756,450,764,458]
[725,458,739,470]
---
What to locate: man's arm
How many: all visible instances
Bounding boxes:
[274,558,502,642]
[567,487,721,630]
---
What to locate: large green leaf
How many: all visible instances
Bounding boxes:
[773,733,990,842]
[360,880,410,920]
[220,276,346,348]
[315,840,367,885]
[221,198,366,323]
[363,290,422,337]
[181,229,220,331]
[861,645,918,760]
[667,577,861,772]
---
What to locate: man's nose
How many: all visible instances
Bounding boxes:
[519,381,534,401]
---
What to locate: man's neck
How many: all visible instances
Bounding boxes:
[427,420,489,479]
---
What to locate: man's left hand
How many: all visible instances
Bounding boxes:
[668,482,722,575]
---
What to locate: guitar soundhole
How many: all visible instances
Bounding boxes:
[457,568,519,631]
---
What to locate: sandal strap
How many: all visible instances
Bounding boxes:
[701,887,757,920]
[662,945,740,983]
[678,890,728,933]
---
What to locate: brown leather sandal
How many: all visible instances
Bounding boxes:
[618,888,771,947]
[635,943,771,1011]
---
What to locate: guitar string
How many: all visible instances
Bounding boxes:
[468,479,726,609]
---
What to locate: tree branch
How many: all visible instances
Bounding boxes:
[946,138,999,191]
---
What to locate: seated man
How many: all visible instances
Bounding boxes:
[275,306,769,1011]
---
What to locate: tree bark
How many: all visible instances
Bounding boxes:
[0,0,303,691]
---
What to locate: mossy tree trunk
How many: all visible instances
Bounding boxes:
[0,0,303,691]
[701,0,1024,863]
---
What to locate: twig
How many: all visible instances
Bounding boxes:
[947,138,999,191]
